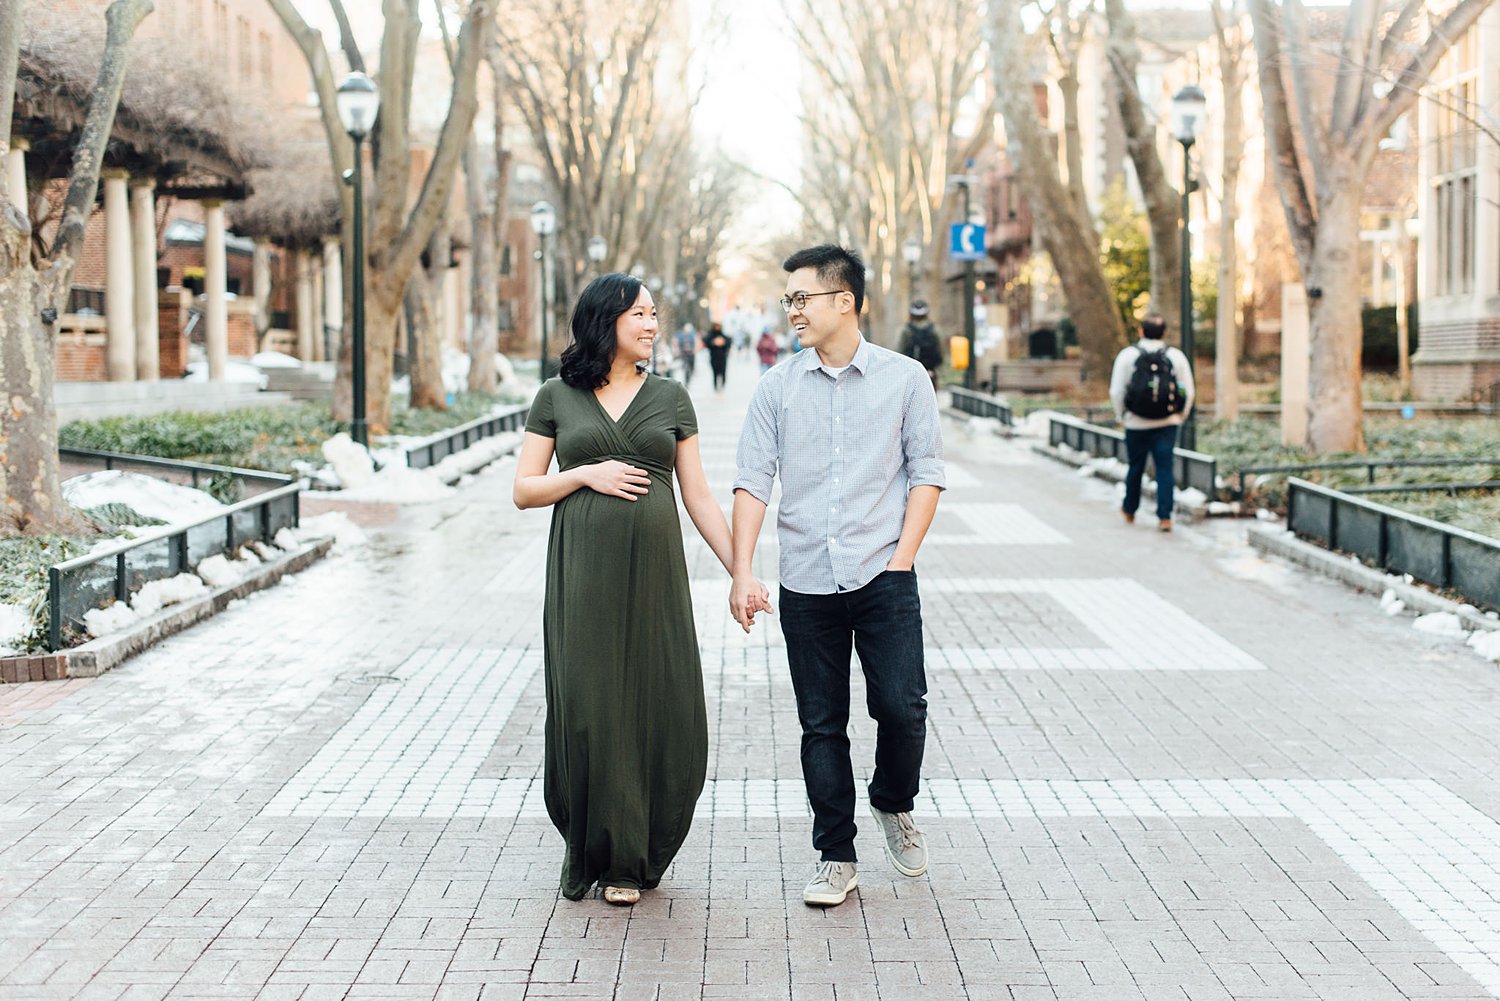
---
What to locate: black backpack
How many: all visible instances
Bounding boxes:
[1124,348,1184,419]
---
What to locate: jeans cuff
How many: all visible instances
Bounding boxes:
[819,847,857,863]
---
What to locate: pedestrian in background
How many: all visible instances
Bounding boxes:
[730,244,945,909]
[1109,314,1194,533]
[676,323,698,383]
[705,322,732,391]
[756,328,780,373]
[513,273,741,906]
[897,300,944,391]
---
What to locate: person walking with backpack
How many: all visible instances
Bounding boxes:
[897,301,944,391]
[1109,314,1194,532]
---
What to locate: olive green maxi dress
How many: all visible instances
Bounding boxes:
[525,374,708,900]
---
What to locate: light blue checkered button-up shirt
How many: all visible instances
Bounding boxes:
[733,337,946,595]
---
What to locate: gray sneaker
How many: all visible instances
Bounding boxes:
[802,861,857,906]
[870,806,928,876]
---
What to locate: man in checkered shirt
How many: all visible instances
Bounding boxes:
[729,244,946,907]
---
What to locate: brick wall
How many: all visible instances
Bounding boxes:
[56,336,108,382]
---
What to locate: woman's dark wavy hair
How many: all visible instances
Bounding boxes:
[559,272,645,390]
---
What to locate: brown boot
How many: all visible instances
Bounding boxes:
[1122,511,1135,525]
[1157,519,1173,533]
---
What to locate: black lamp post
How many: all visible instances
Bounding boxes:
[531,200,556,381]
[1171,83,1206,450]
[336,71,379,449]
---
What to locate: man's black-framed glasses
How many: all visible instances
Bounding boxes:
[779,290,848,313]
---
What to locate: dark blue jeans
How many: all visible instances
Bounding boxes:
[1123,424,1178,521]
[779,570,928,863]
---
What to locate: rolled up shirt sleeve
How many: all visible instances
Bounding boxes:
[733,375,780,504]
[901,370,946,490]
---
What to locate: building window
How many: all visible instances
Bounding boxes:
[213,0,228,53]
[500,244,512,276]
[237,17,253,78]
[260,32,273,85]
[1432,26,1478,297]
[497,302,514,330]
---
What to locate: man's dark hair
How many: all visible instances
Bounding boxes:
[782,244,865,315]
[559,272,645,390]
[1140,315,1167,340]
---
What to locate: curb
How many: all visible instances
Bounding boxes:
[940,407,1015,436]
[1031,442,1209,520]
[0,536,336,683]
[1247,524,1500,633]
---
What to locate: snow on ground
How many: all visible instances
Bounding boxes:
[0,602,32,655]
[322,433,375,489]
[1016,409,1059,438]
[63,470,224,525]
[251,351,302,368]
[429,432,522,484]
[129,574,209,617]
[1470,630,1500,662]
[83,602,138,639]
[184,360,267,388]
[337,465,454,504]
[1379,589,1407,617]
[1414,612,1468,637]
[283,512,368,549]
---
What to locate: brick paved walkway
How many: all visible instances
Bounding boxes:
[5,353,1500,1000]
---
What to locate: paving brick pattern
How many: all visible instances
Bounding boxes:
[4,355,1500,1000]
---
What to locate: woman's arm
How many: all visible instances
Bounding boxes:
[675,434,734,574]
[513,432,651,509]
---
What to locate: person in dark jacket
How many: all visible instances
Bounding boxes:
[897,301,943,390]
[705,322,732,391]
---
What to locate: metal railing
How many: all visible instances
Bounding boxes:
[1047,414,1218,498]
[949,388,1013,426]
[1230,456,1500,500]
[405,404,529,469]
[46,481,305,651]
[59,448,293,501]
[1287,476,1500,612]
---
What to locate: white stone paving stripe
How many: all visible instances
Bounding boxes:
[925,503,1071,545]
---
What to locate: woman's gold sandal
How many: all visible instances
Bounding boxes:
[602,885,640,905]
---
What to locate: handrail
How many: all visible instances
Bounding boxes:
[405,403,530,469]
[1047,414,1218,498]
[59,447,293,487]
[948,387,1014,426]
[47,480,305,651]
[1286,476,1500,611]
[1233,455,1500,499]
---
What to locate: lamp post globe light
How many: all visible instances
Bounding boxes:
[1171,83,1206,451]
[530,200,556,380]
[336,72,379,449]
[587,235,607,273]
[901,238,921,299]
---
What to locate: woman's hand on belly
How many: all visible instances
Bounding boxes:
[579,460,652,501]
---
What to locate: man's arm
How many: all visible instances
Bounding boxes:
[730,490,772,631]
[729,377,780,632]
[887,485,940,571]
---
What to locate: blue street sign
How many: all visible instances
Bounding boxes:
[950,223,986,261]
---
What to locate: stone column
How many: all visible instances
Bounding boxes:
[5,138,27,208]
[203,200,229,381]
[130,180,159,380]
[311,256,325,361]
[322,238,343,363]
[252,240,272,341]
[295,249,315,361]
[103,170,136,382]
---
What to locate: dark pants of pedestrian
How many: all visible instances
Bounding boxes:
[779,570,928,863]
[1123,424,1178,521]
[711,360,727,390]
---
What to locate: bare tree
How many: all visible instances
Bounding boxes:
[267,0,490,432]
[1103,0,1182,345]
[464,38,508,394]
[988,0,1125,381]
[1210,0,1250,419]
[1248,0,1490,452]
[788,0,992,343]
[0,0,152,535]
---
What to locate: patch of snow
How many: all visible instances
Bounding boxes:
[1017,409,1060,438]
[1379,589,1406,617]
[84,601,138,639]
[246,540,282,562]
[130,574,208,617]
[495,353,516,385]
[338,464,454,504]
[183,360,268,389]
[291,512,368,548]
[1468,630,1500,662]
[322,432,375,489]
[1206,501,1240,516]
[1413,612,1467,637]
[63,470,224,525]
[196,554,248,588]
[236,546,262,567]
[430,432,522,483]
[251,351,302,369]
[1178,487,1209,508]
[0,602,32,654]
[1255,508,1280,523]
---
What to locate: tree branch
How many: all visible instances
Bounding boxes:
[1248,0,1316,269]
[327,0,366,73]
[1328,0,1377,139]
[1361,0,1492,151]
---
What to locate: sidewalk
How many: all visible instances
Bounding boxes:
[4,352,1500,1000]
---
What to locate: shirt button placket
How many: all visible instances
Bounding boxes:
[830,374,844,589]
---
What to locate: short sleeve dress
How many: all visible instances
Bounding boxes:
[524,374,708,899]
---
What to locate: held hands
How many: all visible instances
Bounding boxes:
[729,573,773,634]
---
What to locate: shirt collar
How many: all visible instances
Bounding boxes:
[800,335,872,375]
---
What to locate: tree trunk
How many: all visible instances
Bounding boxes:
[409,224,449,411]
[1304,186,1364,453]
[1215,76,1244,419]
[361,279,403,433]
[465,140,498,394]
[1058,70,1091,229]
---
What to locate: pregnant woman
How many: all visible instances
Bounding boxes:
[512,272,739,905]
